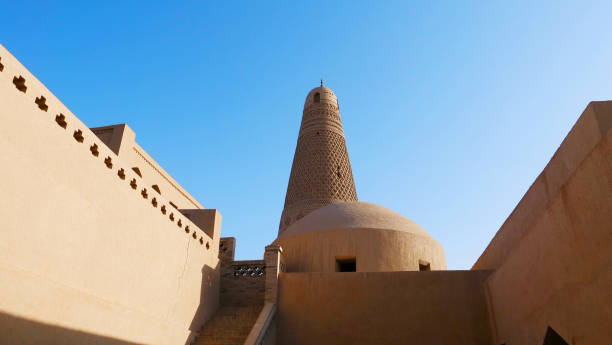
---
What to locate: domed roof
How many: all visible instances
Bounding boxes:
[306,85,335,96]
[304,85,338,109]
[278,202,431,239]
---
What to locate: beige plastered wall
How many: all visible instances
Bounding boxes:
[0,44,221,345]
[275,228,446,272]
[277,271,493,345]
[91,124,203,211]
[474,102,612,345]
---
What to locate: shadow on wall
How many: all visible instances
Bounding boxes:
[0,311,143,345]
[185,262,221,345]
[0,262,220,345]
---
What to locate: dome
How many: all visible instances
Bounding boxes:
[303,86,338,110]
[279,202,431,239]
[274,201,446,272]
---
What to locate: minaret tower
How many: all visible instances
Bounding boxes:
[279,82,358,234]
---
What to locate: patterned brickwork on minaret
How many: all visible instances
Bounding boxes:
[279,85,358,234]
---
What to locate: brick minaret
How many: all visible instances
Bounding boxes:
[279,84,358,235]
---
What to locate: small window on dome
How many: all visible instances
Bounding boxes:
[314,92,320,103]
[336,256,356,272]
[419,259,431,271]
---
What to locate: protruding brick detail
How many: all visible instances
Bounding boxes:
[264,245,283,304]
[218,237,236,263]
[279,86,358,234]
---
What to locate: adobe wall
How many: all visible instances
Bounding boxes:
[275,228,446,272]
[220,260,266,307]
[474,102,612,344]
[91,124,203,211]
[277,271,493,345]
[217,238,266,307]
[0,44,221,345]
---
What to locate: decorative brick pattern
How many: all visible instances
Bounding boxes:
[233,263,265,277]
[279,86,358,234]
[220,260,266,307]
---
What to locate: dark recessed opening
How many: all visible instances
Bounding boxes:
[336,257,356,272]
[90,144,99,157]
[13,76,26,92]
[132,167,142,178]
[419,260,431,271]
[55,114,67,129]
[151,184,161,194]
[314,92,320,103]
[542,326,569,345]
[73,129,84,142]
[35,96,48,111]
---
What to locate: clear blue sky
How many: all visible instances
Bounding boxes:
[2,1,611,269]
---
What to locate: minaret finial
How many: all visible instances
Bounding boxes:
[321,79,323,87]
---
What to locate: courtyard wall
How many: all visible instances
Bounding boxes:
[277,270,493,345]
[474,101,612,344]
[0,44,221,345]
